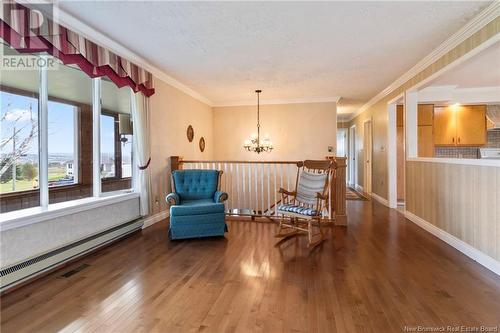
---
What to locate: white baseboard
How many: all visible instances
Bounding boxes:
[141,210,169,229]
[404,211,500,276]
[371,193,389,207]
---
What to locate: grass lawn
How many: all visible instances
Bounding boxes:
[0,167,68,193]
[0,179,35,193]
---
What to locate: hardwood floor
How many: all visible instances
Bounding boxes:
[1,200,499,333]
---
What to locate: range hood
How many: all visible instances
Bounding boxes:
[486,105,500,130]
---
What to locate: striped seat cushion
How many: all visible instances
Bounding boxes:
[277,204,319,216]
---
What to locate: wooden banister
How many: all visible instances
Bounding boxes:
[326,156,347,226]
[178,159,300,165]
[168,156,347,226]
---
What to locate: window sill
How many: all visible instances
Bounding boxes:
[0,191,140,232]
[408,157,500,167]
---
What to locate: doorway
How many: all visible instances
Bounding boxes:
[348,125,356,186]
[387,94,405,209]
[336,128,348,158]
[363,120,373,195]
[396,105,405,206]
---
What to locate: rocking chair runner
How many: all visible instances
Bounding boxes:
[275,160,336,247]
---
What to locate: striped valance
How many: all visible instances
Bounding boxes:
[0,2,155,96]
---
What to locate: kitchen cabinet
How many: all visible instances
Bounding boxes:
[434,106,456,145]
[433,105,486,146]
[456,105,486,146]
[418,104,434,157]
[418,126,434,157]
[418,104,434,126]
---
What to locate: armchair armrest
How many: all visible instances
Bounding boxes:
[279,188,296,196]
[316,192,327,200]
[166,192,180,205]
[214,191,228,203]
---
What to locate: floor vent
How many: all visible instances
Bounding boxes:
[61,264,90,278]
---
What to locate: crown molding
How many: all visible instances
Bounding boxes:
[348,1,500,122]
[45,2,214,106]
[213,96,341,107]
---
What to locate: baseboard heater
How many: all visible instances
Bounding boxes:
[0,219,143,292]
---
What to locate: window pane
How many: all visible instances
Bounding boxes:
[121,135,133,178]
[0,44,40,212]
[101,78,132,193]
[48,101,76,187]
[47,59,93,203]
[100,114,116,179]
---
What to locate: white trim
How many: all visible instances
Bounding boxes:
[92,78,102,197]
[49,4,213,106]
[72,107,79,184]
[348,2,500,122]
[363,118,373,194]
[408,157,500,167]
[405,91,418,158]
[386,93,404,209]
[38,57,48,208]
[355,184,364,193]
[141,210,169,229]
[348,125,357,186]
[213,96,341,107]
[0,192,140,232]
[405,211,500,276]
[371,192,389,207]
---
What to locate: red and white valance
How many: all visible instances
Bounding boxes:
[0,2,155,96]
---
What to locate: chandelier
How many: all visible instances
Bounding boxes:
[243,90,273,153]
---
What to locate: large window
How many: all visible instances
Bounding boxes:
[100,113,117,179]
[47,60,94,203]
[0,91,39,194]
[101,78,133,193]
[48,100,77,187]
[0,45,40,212]
[0,43,135,214]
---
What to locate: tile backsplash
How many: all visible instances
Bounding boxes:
[434,146,479,158]
[434,131,500,158]
[486,130,500,148]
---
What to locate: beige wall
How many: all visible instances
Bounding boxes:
[349,17,500,261]
[149,78,214,215]
[213,102,337,161]
[406,161,499,261]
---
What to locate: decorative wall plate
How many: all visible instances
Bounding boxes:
[187,125,194,142]
[199,137,205,152]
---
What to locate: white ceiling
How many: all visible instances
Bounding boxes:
[418,41,500,105]
[426,41,500,89]
[58,1,490,115]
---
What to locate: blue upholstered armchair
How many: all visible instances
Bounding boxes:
[166,169,228,240]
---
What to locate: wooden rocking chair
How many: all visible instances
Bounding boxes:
[275,160,335,247]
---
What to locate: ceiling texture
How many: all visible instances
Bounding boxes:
[58,1,490,116]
